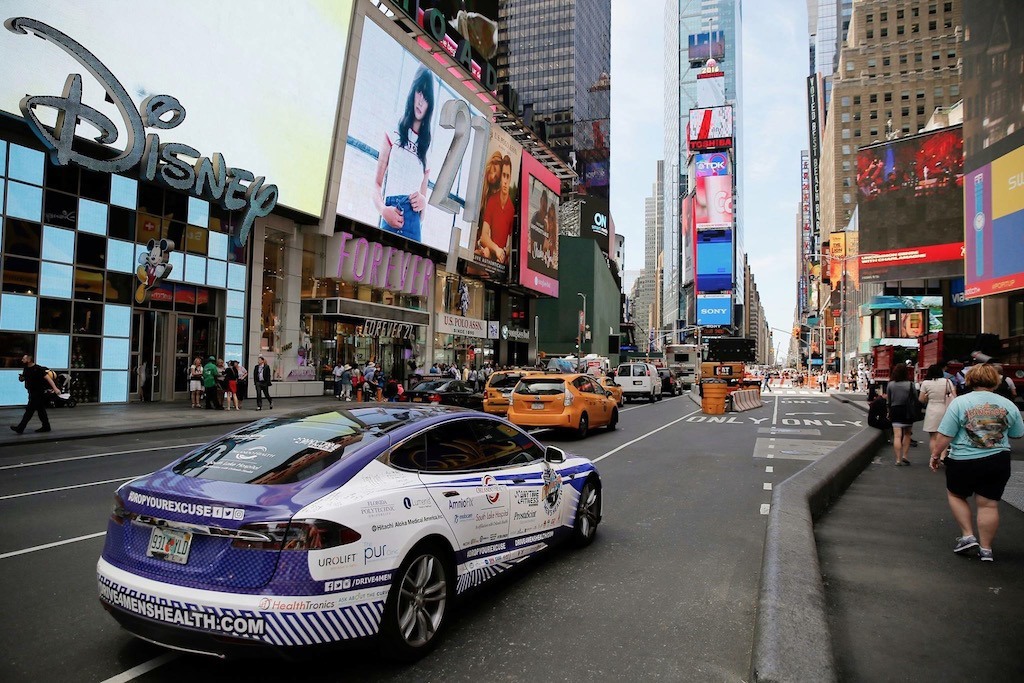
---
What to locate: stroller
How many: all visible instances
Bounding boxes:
[46,372,78,408]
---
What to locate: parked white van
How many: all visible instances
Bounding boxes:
[614,362,660,402]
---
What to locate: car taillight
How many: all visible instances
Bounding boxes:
[111,493,133,525]
[564,391,573,407]
[430,394,442,403]
[232,520,361,551]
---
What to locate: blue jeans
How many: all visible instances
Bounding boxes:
[380,195,422,243]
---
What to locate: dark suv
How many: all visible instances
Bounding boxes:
[657,368,679,397]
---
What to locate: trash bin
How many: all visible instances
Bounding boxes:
[701,379,728,415]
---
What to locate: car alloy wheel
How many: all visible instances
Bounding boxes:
[572,479,601,547]
[576,412,589,439]
[382,543,451,660]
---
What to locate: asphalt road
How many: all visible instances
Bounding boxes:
[0,390,867,682]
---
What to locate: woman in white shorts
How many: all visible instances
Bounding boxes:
[188,357,204,407]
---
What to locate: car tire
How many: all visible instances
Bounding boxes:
[576,412,589,439]
[607,408,618,431]
[379,541,453,662]
[571,478,601,547]
[649,391,656,403]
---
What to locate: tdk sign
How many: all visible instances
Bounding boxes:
[695,152,729,178]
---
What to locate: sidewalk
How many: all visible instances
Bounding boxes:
[0,395,356,447]
[815,446,1024,680]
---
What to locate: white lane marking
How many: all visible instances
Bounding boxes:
[0,531,106,560]
[765,466,774,473]
[759,503,771,515]
[0,443,206,471]
[591,408,701,464]
[772,395,780,426]
[99,653,179,683]
[763,482,773,490]
[0,476,135,501]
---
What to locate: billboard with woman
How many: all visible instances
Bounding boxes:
[336,18,485,252]
[518,152,560,296]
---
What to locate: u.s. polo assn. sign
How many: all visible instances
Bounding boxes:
[5,17,277,245]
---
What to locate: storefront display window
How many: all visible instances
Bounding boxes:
[432,273,494,369]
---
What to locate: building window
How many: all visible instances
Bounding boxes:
[866,29,874,39]
[929,4,937,14]
[883,56,891,66]
[929,20,937,31]
[900,54,908,65]
[950,84,960,96]
[902,106,910,116]
[870,94,878,104]
[842,128,851,139]
[932,51,940,61]
[842,161,851,172]
[881,28,888,38]
[912,7,919,17]
[880,12,888,21]
[884,92,892,102]
[841,112,850,122]
[897,25,905,35]
[915,52,923,63]
[917,90,925,99]
[842,145,851,155]
[847,61,854,72]
[948,50,956,59]
[902,91,910,100]
[854,129,862,138]
[853,95,861,105]
[843,193,852,204]
[866,13,873,23]
[897,9,905,19]
[853,112,862,121]
[870,110,878,119]
[868,59,877,68]
[934,86,944,98]
[841,96,850,106]
[912,24,919,33]
[903,125,911,133]
[944,2,952,11]
[870,128,878,137]
[917,105,925,115]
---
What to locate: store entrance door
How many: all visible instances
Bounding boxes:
[131,311,166,402]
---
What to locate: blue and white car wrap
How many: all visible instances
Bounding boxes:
[97,407,599,652]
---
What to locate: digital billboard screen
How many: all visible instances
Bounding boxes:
[694,175,733,230]
[697,294,731,327]
[856,127,964,282]
[965,146,1024,298]
[519,151,560,296]
[336,18,486,252]
[687,31,725,62]
[696,229,733,293]
[578,197,612,256]
[415,1,499,61]
[694,152,730,178]
[688,106,733,151]
[467,126,522,279]
[0,1,354,219]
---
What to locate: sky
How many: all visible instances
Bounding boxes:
[611,0,809,354]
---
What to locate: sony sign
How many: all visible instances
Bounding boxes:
[5,17,278,245]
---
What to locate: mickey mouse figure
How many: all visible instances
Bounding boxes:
[135,239,175,304]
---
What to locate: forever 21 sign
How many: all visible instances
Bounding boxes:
[5,17,278,246]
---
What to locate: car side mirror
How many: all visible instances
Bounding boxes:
[544,446,566,463]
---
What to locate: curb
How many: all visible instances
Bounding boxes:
[830,394,869,414]
[751,425,886,683]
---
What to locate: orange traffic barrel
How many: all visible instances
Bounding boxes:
[701,380,729,415]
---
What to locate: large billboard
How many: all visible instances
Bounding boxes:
[337,18,486,252]
[468,126,522,279]
[578,197,612,256]
[856,127,964,282]
[688,106,733,151]
[965,146,1024,298]
[694,152,730,178]
[0,2,353,219]
[417,1,500,61]
[696,229,733,293]
[519,152,560,296]
[687,31,725,62]
[962,1,1024,171]
[694,175,733,231]
[697,294,732,327]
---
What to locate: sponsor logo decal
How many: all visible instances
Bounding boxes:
[514,489,540,506]
[234,445,269,460]
[403,497,412,510]
[449,498,473,509]
[257,597,336,611]
[318,552,357,567]
[453,512,474,524]
[481,475,500,504]
[360,498,396,518]
[540,466,562,515]
[293,437,342,452]
[325,572,392,593]
[126,491,243,520]
[513,510,537,521]
[513,530,554,547]
[99,583,264,637]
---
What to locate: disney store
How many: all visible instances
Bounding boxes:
[0,4,356,406]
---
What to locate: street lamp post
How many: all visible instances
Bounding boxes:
[577,292,587,356]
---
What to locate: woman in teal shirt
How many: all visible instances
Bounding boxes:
[930,364,1024,561]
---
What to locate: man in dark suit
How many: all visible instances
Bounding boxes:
[10,354,60,434]
[253,356,273,410]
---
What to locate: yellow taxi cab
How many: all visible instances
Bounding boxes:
[506,373,618,438]
[596,376,623,406]
[482,369,535,417]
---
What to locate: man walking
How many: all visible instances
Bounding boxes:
[202,355,221,409]
[253,356,273,410]
[10,354,60,434]
[762,373,773,393]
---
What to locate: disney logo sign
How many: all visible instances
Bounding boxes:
[5,17,277,245]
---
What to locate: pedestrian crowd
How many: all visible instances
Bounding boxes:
[865,358,1021,563]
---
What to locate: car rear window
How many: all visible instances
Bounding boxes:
[618,365,633,377]
[414,381,450,392]
[515,378,566,395]
[172,412,402,484]
[489,372,524,389]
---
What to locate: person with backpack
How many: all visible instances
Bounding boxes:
[10,354,60,434]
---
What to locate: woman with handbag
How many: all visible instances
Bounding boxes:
[886,363,920,466]
[919,363,954,457]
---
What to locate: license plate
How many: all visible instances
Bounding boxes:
[147,526,193,565]
[532,402,545,410]
[412,397,423,402]
[633,380,642,385]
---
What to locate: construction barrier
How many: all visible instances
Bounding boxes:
[701,381,729,415]
[731,388,763,412]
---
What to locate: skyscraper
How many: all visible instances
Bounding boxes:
[664,0,743,338]
[497,0,611,198]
